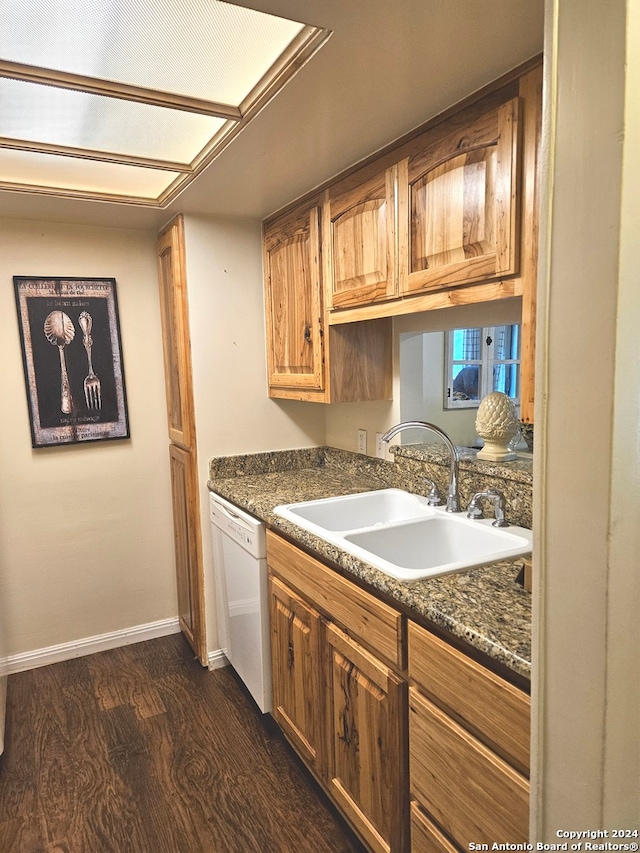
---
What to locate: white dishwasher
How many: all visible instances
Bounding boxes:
[209,492,272,713]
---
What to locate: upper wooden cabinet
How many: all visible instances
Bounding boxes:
[263,197,393,404]
[401,97,521,297]
[263,200,324,393]
[262,59,542,417]
[323,165,398,309]
[157,215,196,450]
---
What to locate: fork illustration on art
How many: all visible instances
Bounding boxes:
[78,311,101,409]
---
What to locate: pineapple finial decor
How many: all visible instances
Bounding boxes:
[475,391,518,462]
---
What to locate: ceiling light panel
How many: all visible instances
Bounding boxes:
[0,78,225,164]
[0,148,179,199]
[0,0,306,104]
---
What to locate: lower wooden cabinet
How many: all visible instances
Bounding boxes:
[267,531,531,853]
[269,575,324,774]
[326,622,408,853]
[268,532,408,853]
[408,621,530,850]
[409,688,529,847]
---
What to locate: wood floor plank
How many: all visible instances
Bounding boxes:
[0,633,367,853]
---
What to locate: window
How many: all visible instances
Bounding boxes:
[444,325,520,409]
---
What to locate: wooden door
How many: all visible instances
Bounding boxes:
[401,97,521,296]
[326,622,408,853]
[324,166,398,309]
[157,215,195,450]
[169,445,206,663]
[269,575,325,777]
[157,215,206,664]
[263,202,324,392]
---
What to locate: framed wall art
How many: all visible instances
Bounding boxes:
[14,276,130,448]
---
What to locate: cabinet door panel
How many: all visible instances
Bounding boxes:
[326,167,397,309]
[264,205,324,390]
[157,216,195,450]
[269,575,324,774]
[403,97,520,295]
[408,621,530,773]
[326,622,408,853]
[169,445,205,661]
[409,687,529,846]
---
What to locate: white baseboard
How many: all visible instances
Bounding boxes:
[6,617,181,675]
[208,648,228,671]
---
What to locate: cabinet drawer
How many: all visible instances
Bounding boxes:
[408,621,529,772]
[267,531,404,668]
[411,803,459,853]
[410,688,529,846]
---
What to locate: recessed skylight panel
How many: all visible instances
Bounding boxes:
[0,0,329,204]
[0,0,306,104]
[0,78,226,164]
[0,148,179,199]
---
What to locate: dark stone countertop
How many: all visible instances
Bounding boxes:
[208,446,532,680]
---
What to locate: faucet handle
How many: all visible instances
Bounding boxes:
[423,479,441,506]
[466,489,509,527]
[466,498,484,519]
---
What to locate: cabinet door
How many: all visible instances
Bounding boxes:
[324,166,397,309]
[157,215,195,450]
[263,203,324,392]
[269,575,324,776]
[169,444,206,663]
[401,97,521,296]
[409,688,529,847]
[326,622,408,853]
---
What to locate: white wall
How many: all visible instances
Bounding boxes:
[182,214,325,653]
[0,219,177,659]
[532,0,639,831]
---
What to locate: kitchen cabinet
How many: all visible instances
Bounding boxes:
[267,531,408,853]
[263,199,325,394]
[408,621,530,849]
[269,574,324,775]
[267,529,531,853]
[263,198,393,403]
[400,97,521,297]
[326,622,408,853]
[169,444,206,663]
[323,165,399,309]
[262,59,542,421]
[157,214,196,450]
[157,215,207,664]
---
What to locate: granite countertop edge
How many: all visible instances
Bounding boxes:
[208,446,532,680]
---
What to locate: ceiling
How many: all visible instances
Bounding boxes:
[0,0,544,231]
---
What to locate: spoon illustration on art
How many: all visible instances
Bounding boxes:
[44,311,75,414]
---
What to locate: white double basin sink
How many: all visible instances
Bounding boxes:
[274,488,532,582]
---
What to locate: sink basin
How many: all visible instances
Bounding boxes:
[275,488,433,533]
[274,489,532,582]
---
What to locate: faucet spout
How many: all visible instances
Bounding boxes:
[382,421,460,512]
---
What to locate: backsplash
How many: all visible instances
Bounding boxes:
[388,444,533,529]
[208,444,533,529]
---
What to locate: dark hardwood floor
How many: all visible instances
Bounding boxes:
[0,632,367,853]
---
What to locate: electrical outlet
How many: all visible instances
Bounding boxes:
[357,429,367,455]
[376,433,385,459]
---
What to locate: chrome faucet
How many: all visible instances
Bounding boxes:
[382,421,460,512]
[466,489,509,527]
